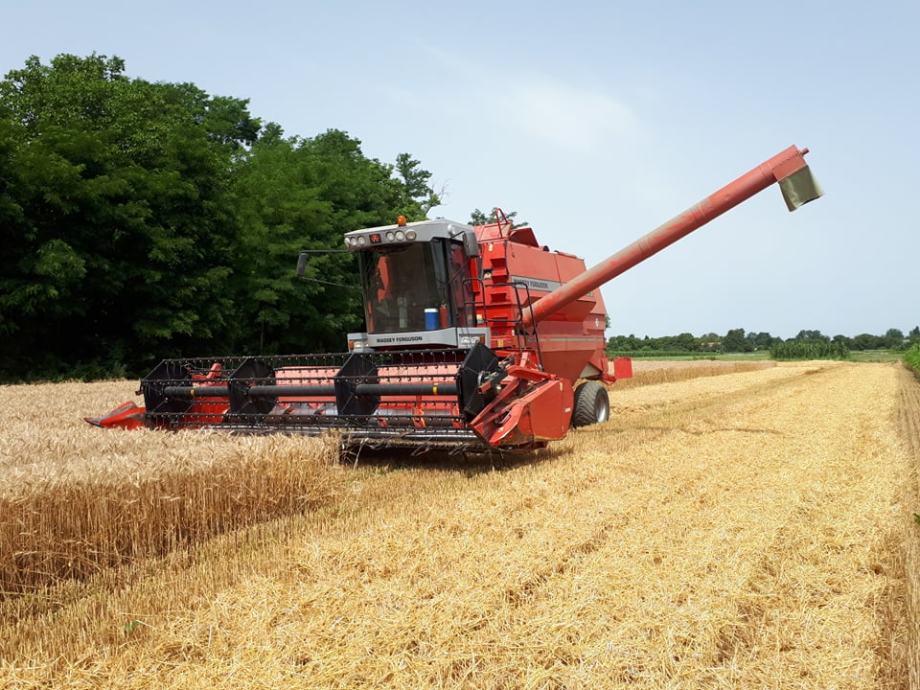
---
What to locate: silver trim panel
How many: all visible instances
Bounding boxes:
[363,327,491,349]
[344,219,474,251]
[508,275,562,292]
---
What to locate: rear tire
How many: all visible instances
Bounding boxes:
[572,381,610,428]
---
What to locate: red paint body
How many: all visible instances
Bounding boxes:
[91,146,819,451]
[474,221,614,385]
[461,145,816,447]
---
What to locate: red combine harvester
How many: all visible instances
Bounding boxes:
[89,146,821,451]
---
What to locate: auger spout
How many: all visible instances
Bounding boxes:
[522,145,821,326]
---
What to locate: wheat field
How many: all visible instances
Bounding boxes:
[0,381,341,595]
[0,362,916,689]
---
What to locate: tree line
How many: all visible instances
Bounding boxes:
[0,54,440,381]
[607,327,920,355]
[3,54,912,380]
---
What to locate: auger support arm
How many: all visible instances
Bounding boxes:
[523,145,821,326]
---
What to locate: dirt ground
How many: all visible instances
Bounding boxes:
[1,362,916,689]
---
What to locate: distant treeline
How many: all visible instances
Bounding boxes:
[607,327,920,355]
[0,54,440,381]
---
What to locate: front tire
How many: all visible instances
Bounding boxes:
[572,381,610,428]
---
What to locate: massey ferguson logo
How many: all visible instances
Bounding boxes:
[375,335,425,344]
[511,276,559,291]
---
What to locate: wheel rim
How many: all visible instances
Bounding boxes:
[596,393,609,423]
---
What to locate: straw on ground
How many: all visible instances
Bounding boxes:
[0,362,914,689]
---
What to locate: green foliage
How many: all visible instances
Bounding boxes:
[608,327,915,358]
[721,328,751,353]
[469,208,527,228]
[905,344,920,374]
[0,54,242,377]
[228,129,435,354]
[794,329,829,342]
[607,333,705,354]
[848,349,903,363]
[770,341,850,360]
[607,329,772,355]
[0,54,440,380]
[831,328,913,351]
[395,153,441,214]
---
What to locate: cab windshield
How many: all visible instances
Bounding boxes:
[359,240,472,334]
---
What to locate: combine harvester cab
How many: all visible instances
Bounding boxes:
[89,146,821,452]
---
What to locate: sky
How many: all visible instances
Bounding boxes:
[2,0,918,338]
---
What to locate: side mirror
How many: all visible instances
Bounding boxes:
[462,231,480,257]
[296,252,308,277]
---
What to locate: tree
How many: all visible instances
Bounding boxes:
[852,333,884,350]
[672,332,696,351]
[884,328,906,349]
[772,340,849,360]
[722,328,750,353]
[229,129,440,354]
[0,54,442,379]
[794,329,829,343]
[0,53,252,377]
[469,208,527,227]
[698,333,722,351]
[746,331,776,350]
[395,153,441,214]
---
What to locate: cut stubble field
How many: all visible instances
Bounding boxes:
[1,360,918,689]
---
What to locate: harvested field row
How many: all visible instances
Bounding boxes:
[628,358,771,373]
[0,362,910,689]
[896,366,920,689]
[0,363,776,597]
[617,359,774,389]
[612,361,812,414]
[0,381,340,595]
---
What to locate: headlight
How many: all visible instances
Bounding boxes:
[344,237,352,247]
[385,231,395,241]
[406,230,417,240]
[357,235,367,246]
[395,230,406,241]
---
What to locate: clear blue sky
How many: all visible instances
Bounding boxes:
[3,0,917,337]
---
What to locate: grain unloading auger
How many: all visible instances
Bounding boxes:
[89,146,821,451]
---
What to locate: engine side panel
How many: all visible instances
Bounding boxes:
[476,225,609,385]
